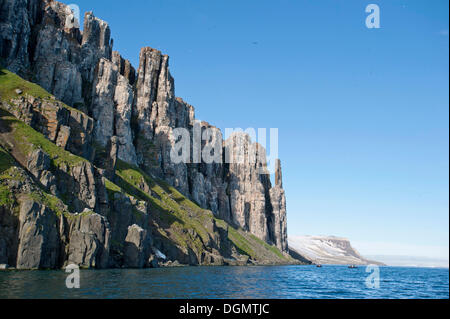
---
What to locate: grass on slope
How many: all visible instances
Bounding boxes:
[114,160,289,262]
[115,160,212,250]
[0,146,70,216]
[0,67,82,114]
[251,234,286,260]
[0,67,51,101]
[0,115,122,218]
[0,111,86,169]
[0,145,14,174]
[0,147,14,206]
[214,218,287,261]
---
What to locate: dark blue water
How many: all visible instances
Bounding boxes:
[0,265,448,299]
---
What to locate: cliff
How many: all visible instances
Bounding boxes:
[0,0,301,269]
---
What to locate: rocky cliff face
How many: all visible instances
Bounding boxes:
[0,0,294,269]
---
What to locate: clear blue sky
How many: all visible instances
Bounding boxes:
[70,0,449,258]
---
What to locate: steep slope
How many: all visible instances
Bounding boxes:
[0,67,301,269]
[0,0,289,255]
[289,236,383,265]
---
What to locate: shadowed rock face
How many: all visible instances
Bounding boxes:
[67,212,110,269]
[0,162,111,270]
[123,224,151,268]
[270,160,288,252]
[0,0,40,73]
[0,0,295,270]
[16,199,62,269]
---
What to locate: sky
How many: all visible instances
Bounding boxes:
[69,0,449,260]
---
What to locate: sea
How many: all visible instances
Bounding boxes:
[0,265,448,299]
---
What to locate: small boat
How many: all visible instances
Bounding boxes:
[348,265,358,269]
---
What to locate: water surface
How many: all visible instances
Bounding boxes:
[0,265,448,299]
